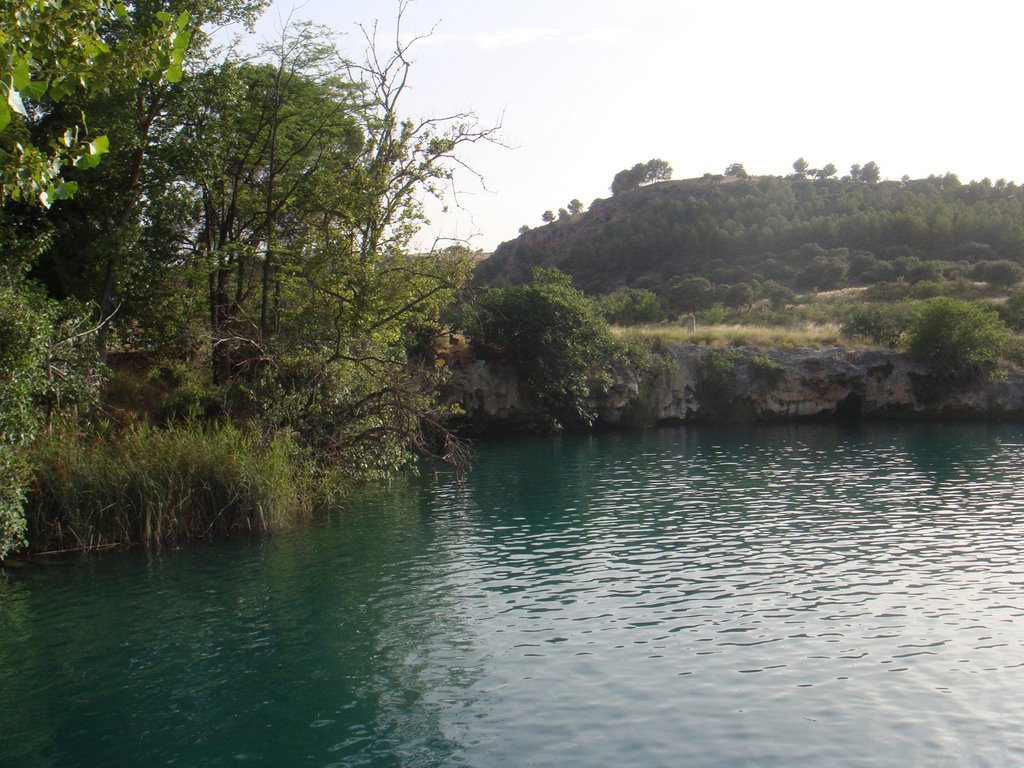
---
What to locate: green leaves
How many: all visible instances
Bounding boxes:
[473,268,615,428]
[0,0,192,205]
[907,297,1011,382]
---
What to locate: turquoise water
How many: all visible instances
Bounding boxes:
[3,423,1024,766]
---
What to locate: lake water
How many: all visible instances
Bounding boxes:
[3,423,1024,767]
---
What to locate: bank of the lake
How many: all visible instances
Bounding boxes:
[10,342,1024,559]
[3,422,1024,767]
[448,343,1024,431]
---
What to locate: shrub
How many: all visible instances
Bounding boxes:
[973,260,1024,291]
[999,291,1024,331]
[593,287,663,325]
[702,350,736,389]
[698,303,728,325]
[749,354,785,384]
[470,268,615,428]
[906,297,1011,382]
[840,302,915,348]
[863,281,912,302]
[0,287,48,559]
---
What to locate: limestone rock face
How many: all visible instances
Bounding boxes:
[446,361,537,429]
[445,344,1024,431]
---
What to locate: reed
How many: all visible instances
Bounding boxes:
[26,422,313,552]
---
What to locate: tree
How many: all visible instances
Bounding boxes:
[567,198,584,216]
[762,280,795,310]
[643,158,672,183]
[907,297,1010,382]
[518,224,531,235]
[860,161,881,183]
[17,1,271,356]
[0,288,49,558]
[0,0,192,207]
[0,0,200,559]
[471,268,615,428]
[722,282,754,310]
[541,209,555,223]
[815,163,837,179]
[792,157,809,177]
[610,158,672,195]
[797,254,848,291]
[999,291,1024,330]
[610,164,644,195]
[668,276,713,314]
[974,260,1024,290]
[159,45,362,381]
[593,287,663,325]
[258,3,497,472]
[724,163,748,179]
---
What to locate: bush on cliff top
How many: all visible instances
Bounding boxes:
[906,297,1010,382]
[469,268,615,429]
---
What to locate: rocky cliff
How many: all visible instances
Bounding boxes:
[446,344,1024,431]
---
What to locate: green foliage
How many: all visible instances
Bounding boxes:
[594,287,663,325]
[471,268,616,428]
[796,253,848,291]
[668,276,714,314]
[0,0,190,206]
[698,303,729,325]
[26,422,312,552]
[0,287,108,558]
[249,348,458,480]
[749,354,785,383]
[0,288,48,439]
[973,260,1024,290]
[722,282,754,310]
[483,173,1024,299]
[841,302,915,348]
[762,280,795,310]
[998,291,1024,331]
[610,158,672,195]
[699,350,737,399]
[0,287,49,558]
[906,297,1011,382]
[0,5,495,558]
[724,163,747,178]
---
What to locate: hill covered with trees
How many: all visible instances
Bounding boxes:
[478,168,1024,305]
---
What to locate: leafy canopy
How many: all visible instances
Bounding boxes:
[472,268,615,428]
[0,0,190,206]
[907,297,1010,381]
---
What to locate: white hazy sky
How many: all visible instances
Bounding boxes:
[241,0,1024,251]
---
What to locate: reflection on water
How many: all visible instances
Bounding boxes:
[3,423,1024,767]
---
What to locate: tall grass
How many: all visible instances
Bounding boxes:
[26,422,313,552]
[614,322,844,349]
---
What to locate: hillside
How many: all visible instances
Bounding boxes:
[476,174,1024,295]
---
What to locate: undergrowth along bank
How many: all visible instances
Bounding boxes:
[25,422,315,554]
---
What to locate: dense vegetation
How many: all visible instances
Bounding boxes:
[3,5,1024,561]
[0,0,494,558]
[467,268,619,430]
[481,171,1024,303]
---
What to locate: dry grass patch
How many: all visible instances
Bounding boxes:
[614,322,844,348]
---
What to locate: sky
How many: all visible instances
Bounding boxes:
[235,0,1024,251]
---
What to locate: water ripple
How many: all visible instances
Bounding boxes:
[4,424,1024,767]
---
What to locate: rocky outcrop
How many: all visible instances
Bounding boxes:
[445,344,1024,431]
